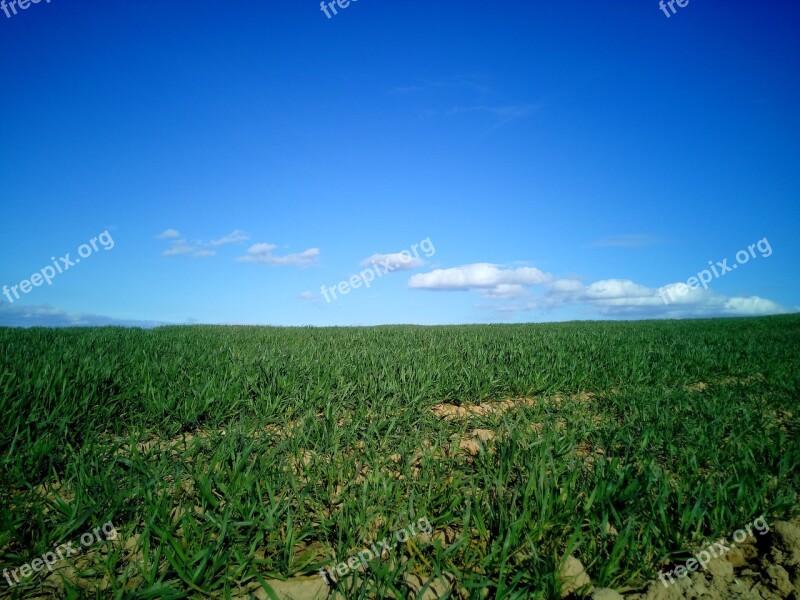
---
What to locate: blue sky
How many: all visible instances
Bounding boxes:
[1,0,798,327]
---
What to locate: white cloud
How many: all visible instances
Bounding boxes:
[408,263,551,298]
[156,228,181,240]
[192,248,218,258]
[161,239,217,258]
[548,279,583,293]
[298,291,323,305]
[247,243,277,254]
[584,279,653,300]
[409,262,795,320]
[361,251,426,272]
[237,245,320,267]
[722,296,790,316]
[157,229,250,258]
[481,284,529,299]
[210,230,250,247]
[161,239,194,257]
[502,278,795,319]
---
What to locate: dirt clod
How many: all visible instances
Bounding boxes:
[626,517,800,600]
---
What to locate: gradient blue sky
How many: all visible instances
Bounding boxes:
[1,0,798,327]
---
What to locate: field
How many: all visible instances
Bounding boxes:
[1,316,799,599]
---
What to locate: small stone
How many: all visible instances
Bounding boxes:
[405,572,456,599]
[603,522,619,537]
[772,521,800,569]
[766,564,793,597]
[560,556,592,597]
[259,576,330,600]
[705,558,734,581]
[724,546,749,568]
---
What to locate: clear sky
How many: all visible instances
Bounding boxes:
[1,0,798,327]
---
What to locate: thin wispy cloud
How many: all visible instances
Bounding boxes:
[156,228,181,240]
[390,75,534,132]
[158,229,250,258]
[210,230,250,247]
[161,239,214,258]
[361,252,426,272]
[389,76,491,96]
[590,234,668,249]
[0,302,166,328]
[237,244,320,267]
[298,291,321,304]
[448,103,539,129]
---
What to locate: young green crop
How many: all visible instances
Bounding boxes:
[0,316,798,597]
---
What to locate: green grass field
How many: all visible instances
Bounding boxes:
[1,316,799,598]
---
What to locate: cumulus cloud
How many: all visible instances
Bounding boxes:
[521,277,794,318]
[481,284,529,299]
[583,279,654,300]
[409,262,795,319]
[237,244,320,267]
[722,296,790,316]
[547,279,583,293]
[408,263,551,295]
